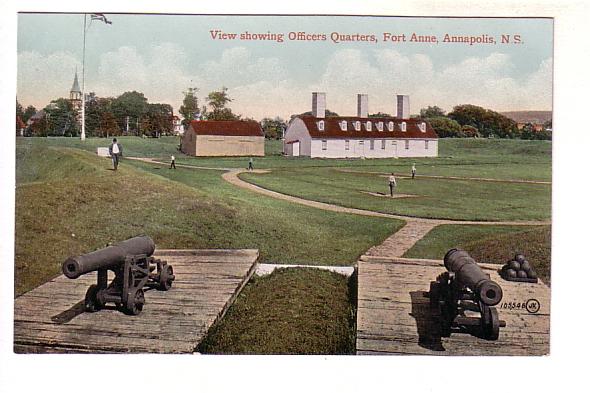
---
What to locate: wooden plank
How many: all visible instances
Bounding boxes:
[356,257,550,356]
[14,249,259,354]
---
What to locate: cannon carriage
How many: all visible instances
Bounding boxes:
[429,248,506,340]
[62,236,175,315]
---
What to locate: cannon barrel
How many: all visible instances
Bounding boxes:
[62,236,156,279]
[443,249,503,306]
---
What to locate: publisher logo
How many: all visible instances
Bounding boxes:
[525,298,541,314]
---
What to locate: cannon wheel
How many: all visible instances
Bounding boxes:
[482,306,500,340]
[159,264,174,291]
[84,285,103,312]
[125,288,145,315]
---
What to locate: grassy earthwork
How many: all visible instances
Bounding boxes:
[14,136,551,353]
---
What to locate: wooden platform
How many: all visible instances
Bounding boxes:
[14,249,259,354]
[356,256,550,356]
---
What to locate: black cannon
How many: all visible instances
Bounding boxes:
[428,249,506,340]
[62,236,175,315]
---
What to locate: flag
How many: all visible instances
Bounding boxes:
[90,13,112,25]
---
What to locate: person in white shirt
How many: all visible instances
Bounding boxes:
[411,164,416,179]
[108,138,123,170]
[388,173,397,197]
[170,155,176,169]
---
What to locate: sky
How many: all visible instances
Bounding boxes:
[17,14,553,120]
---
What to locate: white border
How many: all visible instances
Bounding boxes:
[2,1,589,392]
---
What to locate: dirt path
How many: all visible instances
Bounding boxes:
[222,169,550,226]
[131,159,550,258]
[364,221,440,258]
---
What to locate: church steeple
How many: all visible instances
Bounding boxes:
[70,69,82,103]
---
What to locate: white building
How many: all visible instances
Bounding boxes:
[172,115,184,135]
[284,93,438,158]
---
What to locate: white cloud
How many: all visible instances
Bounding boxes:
[17,45,552,119]
[17,51,80,109]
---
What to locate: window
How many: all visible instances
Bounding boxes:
[318,120,325,131]
[425,140,429,149]
[340,121,347,131]
[401,122,407,132]
[381,140,386,149]
[420,122,426,132]
[370,140,375,150]
[405,140,409,149]
[322,140,327,150]
[345,140,350,150]
[376,122,383,131]
[387,121,394,131]
[354,121,361,131]
[366,121,372,131]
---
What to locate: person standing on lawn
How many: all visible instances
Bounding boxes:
[248,157,254,171]
[109,138,123,170]
[411,163,416,179]
[388,173,397,197]
[170,155,176,169]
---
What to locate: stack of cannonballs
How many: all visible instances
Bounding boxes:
[500,254,538,283]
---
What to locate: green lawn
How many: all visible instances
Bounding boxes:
[404,224,551,284]
[15,142,402,295]
[198,268,356,354]
[241,167,551,221]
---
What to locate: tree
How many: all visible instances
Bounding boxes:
[291,109,340,120]
[16,100,23,119]
[99,111,119,138]
[428,116,462,138]
[369,112,392,118]
[44,98,79,136]
[140,103,174,137]
[460,125,479,138]
[23,105,37,123]
[261,117,287,140]
[112,91,149,134]
[448,104,517,138]
[206,87,240,121]
[420,106,446,119]
[179,87,200,126]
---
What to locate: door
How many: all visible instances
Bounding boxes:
[392,140,398,158]
[292,141,300,157]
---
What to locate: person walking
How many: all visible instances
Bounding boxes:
[170,155,176,169]
[109,138,123,170]
[248,157,254,171]
[388,173,397,197]
[411,163,416,179]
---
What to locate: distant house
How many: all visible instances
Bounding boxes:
[284,93,438,158]
[171,115,184,135]
[181,120,265,157]
[16,116,26,136]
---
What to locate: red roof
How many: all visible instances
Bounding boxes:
[189,120,263,137]
[296,115,438,139]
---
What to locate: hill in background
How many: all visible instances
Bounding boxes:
[501,111,552,124]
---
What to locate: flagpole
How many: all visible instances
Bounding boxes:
[81,14,87,141]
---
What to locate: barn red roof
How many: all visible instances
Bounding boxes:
[189,120,263,137]
[296,116,438,139]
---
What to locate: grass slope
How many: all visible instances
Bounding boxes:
[404,224,551,284]
[197,268,356,354]
[15,144,402,295]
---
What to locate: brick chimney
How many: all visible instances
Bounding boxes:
[396,95,410,119]
[312,92,326,118]
[357,94,368,118]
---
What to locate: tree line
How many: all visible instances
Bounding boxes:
[418,105,552,140]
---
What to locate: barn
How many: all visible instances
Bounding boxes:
[284,93,438,158]
[181,120,265,157]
